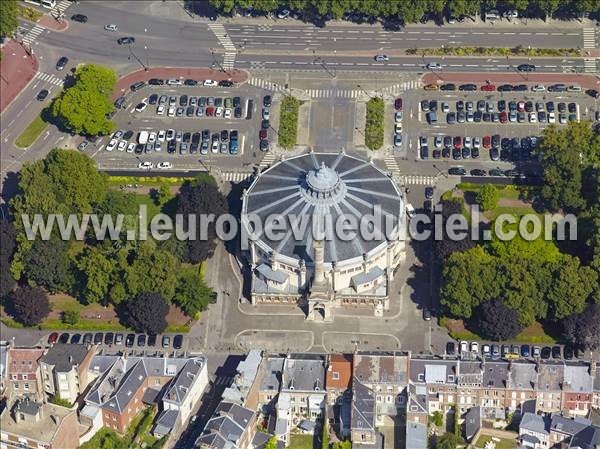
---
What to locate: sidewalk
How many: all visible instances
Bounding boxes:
[0,40,38,112]
[422,72,600,89]
[38,14,69,31]
[113,67,250,99]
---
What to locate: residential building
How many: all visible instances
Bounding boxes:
[0,396,79,449]
[409,358,457,416]
[0,342,8,398]
[325,354,353,401]
[222,350,263,409]
[548,414,593,447]
[280,354,326,423]
[257,355,284,411]
[507,362,538,411]
[536,362,564,413]
[6,348,44,401]
[351,378,380,449]
[593,361,599,410]
[518,412,550,448]
[406,383,428,426]
[464,406,481,443]
[481,361,509,412]
[456,361,483,414]
[39,344,94,403]
[563,364,594,416]
[354,351,409,425]
[196,401,257,449]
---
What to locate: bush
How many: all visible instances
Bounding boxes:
[476,184,499,211]
[49,394,72,408]
[429,410,444,427]
[278,96,300,149]
[62,310,79,326]
[365,97,384,150]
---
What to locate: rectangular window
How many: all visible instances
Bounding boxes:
[332,372,339,380]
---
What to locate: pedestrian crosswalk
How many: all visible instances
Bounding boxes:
[306,89,362,98]
[583,28,596,49]
[259,151,278,168]
[223,52,236,70]
[384,156,401,179]
[398,175,436,186]
[208,23,236,51]
[214,376,234,386]
[53,0,72,15]
[22,25,44,46]
[34,71,64,87]
[221,171,253,182]
[584,58,598,73]
[247,77,287,93]
[303,80,422,99]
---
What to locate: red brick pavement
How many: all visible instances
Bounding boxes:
[0,40,39,112]
[38,14,69,31]
[422,71,600,89]
[113,67,250,100]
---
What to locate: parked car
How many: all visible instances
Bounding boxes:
[162,335,171,348]
[48,332,59,344]
[56,56,68,71]
[126,333,135,347]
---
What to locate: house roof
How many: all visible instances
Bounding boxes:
[351,378,375,431]
[520,412,549,435]
[0,342,8,379]
[1,402,75,445]
[40,344,90,372]
[163,357,206,405]
[197,402,254,449]
[282,355,326,392]
[408,358,456,385]
[259,356,284,392]
[326,354,352,391]
[568,423,600,449]
[509,362,537,390]
[407,383,428,415]
[153,409,179,436]
[7,348,44,375]
[14,396,41,416]
[256,263,288,284]
[405,422,427,449]
[563,364,593,393]
[458,361,483,385]
[537,362,564,392]
[223,350,262,405]
[354,352,408,385]
[550,414,591,436]
[465,406,481,440]
[483,361,509,389]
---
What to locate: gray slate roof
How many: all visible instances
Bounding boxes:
[259,356,284,392]
[40,344,90,372]
[282,355,326,392]
[197,402,254,449]
[550,414,591,436]
[564,364,593,393]
[163,357,206,405]
[14,396,41,416]
[537,362,564,392]
[405,422,427,449]
[520,412,549,435]
[408,358,457,385]
[465,406,481,441]
[351,378,375,431]
[509,362,537,390]
[256,264,289,284]
[483,361,509,389]
[153,409,179,436]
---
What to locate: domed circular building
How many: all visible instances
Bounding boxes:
[241,151,406,320]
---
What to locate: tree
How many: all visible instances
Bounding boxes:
[474,298,524,340]
[432,199,476,263]
[563,303,600,350]
[51,64,116,136]
[157,183,172,205]
[0,219,17,300]
[62,310,79,326]
[176,174,228,263]
[476,184,499,211]
[22,235,74,293]
[435,432,462,449]
[264,437,278,449]
[0,0,18,38]
[429,410,444,426]
[76,246,114,304]
[174,268,212,318]
[331,441,351,449]
[125,292,169,335]
[546,256,597,320]
[9,286,50,326]
[322,421,329,449]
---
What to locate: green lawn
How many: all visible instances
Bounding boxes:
[442,318,556,344]
[288,435,314,449]
[107,175,193,187]
[475,435,517,449]
[15,114,49,148]
[132,192,161,220]
[278,95,300,149]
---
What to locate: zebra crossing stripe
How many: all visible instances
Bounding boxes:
[583,28,595,49]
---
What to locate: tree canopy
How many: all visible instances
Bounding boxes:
[125,291,169,335]
[22,235,73,293]
[0,0,18,38]
[432,199,476,264]
[174,267,213,318]
[563,303,600,351]
[8,286,50,326]
[51,64,116,136]
[476,184,499,211]
[474,298,524,340]
[0,219,17,300]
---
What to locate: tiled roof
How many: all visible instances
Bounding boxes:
[354,352,408,385]
[7,348,44,375]
[326,354,352,391]
[40,344,90,372]
[351,378,375,431]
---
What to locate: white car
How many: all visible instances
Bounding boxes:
[224,108,232,119]
[138,161,153,170]
[464,136,472,148]
[105,139,118,151]
[434,136,442,148]
[134,101,147,112]
[157,161,172,169]
[203,80,218,87]
[215,107,223,117]
[470,341,479,353]
[148,132,157,143]
[531,84,546,92]
[394,111,403,122]
[166,129,175,140]
[167,106,175,117]
[529,112,537,123]
[262,108,270,120]
[157,105,165,115]
[104,24,118,32]
[395,123,402,134]
[441,102,449,113]
[459,341,468,353]
[426,62,442,70]
[167,78,182,86]
[473,137,481,149]
[567,85,582,92]
[113,130,124,139]
[211,139,219,153]
[126,142,136,153]
[157,130,166,142]
[155,141,162,152]
[117,140,127,151]
[548,112,556,123]
[374,54,389,62]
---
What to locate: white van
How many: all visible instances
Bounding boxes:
[137,131,149,145]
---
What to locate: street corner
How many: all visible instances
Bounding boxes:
[38,14,69,32]
[234,329,314,353]
[0,40,39,113]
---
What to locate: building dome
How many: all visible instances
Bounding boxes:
[242,152,405,266]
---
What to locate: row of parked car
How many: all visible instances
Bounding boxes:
[447,167,539,178]
[392,97,403,147]
[134,94,248,120]
[258,95,272,152]
[449,340,585,360]
[48,331,184,349]
[423,82,593,94]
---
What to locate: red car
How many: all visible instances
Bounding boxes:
[453,136,462,149]
[259,129,268,140]
[48,332,59,344]
[394,98,403,110]
[206,107,215,116]
[483,135,492,148]
[481,84,496,91]
[499,111,508,123]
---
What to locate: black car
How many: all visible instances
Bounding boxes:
[551,346,562,359]
[137,334,146,347]
[219,80,234,87]
[148,94,158,105]
[202,129,210,141]
[564,346,574,360]
[540,346,552,359]
[130,81,145,92]
[183,132,191,143]
[513,84,528,91]
[71,14,88,22]
[93,333,103,344]
[420,100,430,112]
[117,36,135,45]
[489,169,504,177]
[263,95,272,107]
[186,106,194,116]
[233,96,241,107]
[36,89,49,101]
[452,148,461,160]
[184,79,198,86]
[424,186,434,199]
[497,100,506,111]
[462,147,470,159]
[459,83,477,91]
[179,95,188,106]
[586,89,599,98]
[446,341,456,355]
[261,120,270,130]
[101,332,112,345]
[167,140,177,153]
[173,334,183,349]
[568,102,577,113]
[56,56,68,71]
[82,333,93,344]
[429,100,438,112]
[498,84,513,92]
[126,333,135,347]
[517,63,535,72]
[548,83,567,92]
[440,83,456,91]
[442,147,451,158]
[114,96,126,109]
[456,100,464,111]
[147,334,157,347]
[57,333,68,343]
[259,139,269,151]
[448,167,466,176]
[221,130,229,141]
[470,169,486,176]
[70,334,81,344]
[234,107,242,118]
[148,78,164,85]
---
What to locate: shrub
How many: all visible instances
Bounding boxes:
[365,97,384,150]
[62,310,80,326]
[278,96,300,149]
[476,184,499,211]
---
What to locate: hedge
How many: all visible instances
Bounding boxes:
[365,97,384,150]
[278,96,300,149]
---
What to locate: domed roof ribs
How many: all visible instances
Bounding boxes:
[310,153,320,169]
[345,192,399,224]
[262,174,298,182]
[331,152,344,170]
[337,199,366,255]
[276,201,314,253]
[248,184,298,197]
[249,191,301,215]
[281,159,305,172]
[346,186,402,201]
[338,161,372,178]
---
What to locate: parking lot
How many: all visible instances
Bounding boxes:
[92,80,276,172]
